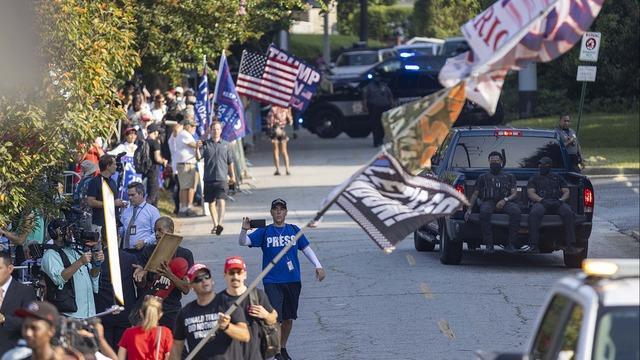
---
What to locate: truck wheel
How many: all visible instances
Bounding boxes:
[439,221,462,265]
[414,229,436,252]
[311,109,342,139]
[563,241,589,268]
[344,127,371,138]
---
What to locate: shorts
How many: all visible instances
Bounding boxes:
[264,282,301,322]
[269,126,289,143]
[203,181,228,202]
[177,163,197,189]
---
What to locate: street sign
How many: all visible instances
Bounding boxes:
[576,66,597,82]
[579,32,601,62]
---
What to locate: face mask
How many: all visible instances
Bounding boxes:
[490,162,502,174]
[540,165,551,175]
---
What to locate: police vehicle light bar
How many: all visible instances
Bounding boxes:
[494,130,522,137]
[404,65,420,71]
[582,259,640,278]
[399,52,415,58]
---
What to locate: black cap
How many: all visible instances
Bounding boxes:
[15,301,60,325]
[539,157,553,165]
[271,198,287,209]
[147,123,160,133]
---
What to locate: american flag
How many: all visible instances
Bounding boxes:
[236,49,299,107]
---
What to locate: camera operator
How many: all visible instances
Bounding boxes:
[86,154,127,231]
[41,219,104,319]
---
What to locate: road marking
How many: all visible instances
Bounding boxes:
[437,320,455,340]
[420,282,433,300]
[406,254,416,266]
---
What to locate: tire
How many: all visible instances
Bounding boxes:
[563,241,589,268]
[439,220,462,265]
[344,127,371,138]
[310,108,342,139]
[414,229,436,252]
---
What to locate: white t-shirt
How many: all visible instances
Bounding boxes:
[174,130,196,164]
[151,105,166,124]
[108,141,137,157]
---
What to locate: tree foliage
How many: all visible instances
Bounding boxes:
[349,5,413,43]
[337,0,398,36]
[411,0,481,38]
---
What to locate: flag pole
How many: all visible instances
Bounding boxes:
[185,147,385,359]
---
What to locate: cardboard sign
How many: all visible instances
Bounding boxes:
[143,233,183,272]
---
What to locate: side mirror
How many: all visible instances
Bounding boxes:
[431,154,440,166]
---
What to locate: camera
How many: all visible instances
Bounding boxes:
[115,151,127,173]
[249,219,267,228]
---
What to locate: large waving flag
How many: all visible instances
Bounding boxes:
[382,84,466,175]
[195,59,211,138]
[214,52,247,141]
[329,152,468,252]
[439,0,605,114]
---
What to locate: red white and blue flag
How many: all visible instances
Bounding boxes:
[439,0,605,114]
[236,45,299,107]
[214,52,248,142]
[195,59,211,138]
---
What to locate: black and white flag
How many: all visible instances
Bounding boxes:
[331,152,468,252]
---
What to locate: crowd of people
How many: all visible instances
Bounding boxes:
[0,82,320,360]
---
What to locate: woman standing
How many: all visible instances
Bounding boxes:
[266,105,293,175]
[118,296,173,360]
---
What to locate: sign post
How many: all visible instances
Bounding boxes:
[576,32,600,136]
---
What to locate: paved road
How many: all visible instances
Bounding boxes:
[176,131,639,360]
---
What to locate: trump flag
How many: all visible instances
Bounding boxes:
[214,52,248,141]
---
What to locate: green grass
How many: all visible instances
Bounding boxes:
[290,34,386,61]
[509,113,639,168]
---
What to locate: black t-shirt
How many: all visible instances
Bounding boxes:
[223,288,274,360]
[94,249,139,326]
[527,173,568,200]
[476,172,517,201]
[174,292,247,360]
[147,138,162,166]
[138,245,194,314]
[86,175,119,226]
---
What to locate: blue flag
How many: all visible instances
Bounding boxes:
[214,52,248,141]
[195,63,211,138]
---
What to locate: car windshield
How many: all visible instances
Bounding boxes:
[336,52,379,66]
[440,40,470,57]
[450,135,564,169]
[593,306,639,360]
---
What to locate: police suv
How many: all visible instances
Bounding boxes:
[302,55,503,139]
[476,258,640,360]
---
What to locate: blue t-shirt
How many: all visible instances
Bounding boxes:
[249,224,310,284]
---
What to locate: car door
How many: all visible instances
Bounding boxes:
[530,293,587,360]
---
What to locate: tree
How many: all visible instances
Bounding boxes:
[411,0,481,38]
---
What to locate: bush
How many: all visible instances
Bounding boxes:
[350,5,413,43]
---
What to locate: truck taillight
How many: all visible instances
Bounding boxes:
[583,187,594,213]
[455,184,465,195]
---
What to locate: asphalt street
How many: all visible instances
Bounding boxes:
[176,130,639,360]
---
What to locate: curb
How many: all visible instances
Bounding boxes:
[630,230,640,241]
[583,167,640,175]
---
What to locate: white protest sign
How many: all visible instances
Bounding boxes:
[579,32,601,62]
[102,181,124,305]
[576,66,597,82]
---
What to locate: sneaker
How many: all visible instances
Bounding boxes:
[280,348,292,360]
[274,170,281,176]
[215,225,224,235]
[518,244,531,252]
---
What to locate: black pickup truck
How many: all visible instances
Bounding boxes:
[413,127,594,268]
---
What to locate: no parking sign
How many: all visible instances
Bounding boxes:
[579,32,601,62]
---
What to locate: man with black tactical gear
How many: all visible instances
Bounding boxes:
[526,157,577,253]
[465,151,521,253]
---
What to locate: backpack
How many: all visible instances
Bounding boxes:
[44,247,79,313]
[134,140,153,174]
[249,289,281,358]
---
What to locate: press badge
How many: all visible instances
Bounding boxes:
[129,225,137,235]
[286,259,294,271]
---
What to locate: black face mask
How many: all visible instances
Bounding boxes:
[490,162,502,174]
[540,165,551,175]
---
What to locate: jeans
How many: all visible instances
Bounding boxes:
[528,200,576,246]
[479,200,521,247]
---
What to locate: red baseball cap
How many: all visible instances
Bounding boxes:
[187,263,211,282]
[224,256,247,273]
[15,301,60,325]
[124,127,137,134]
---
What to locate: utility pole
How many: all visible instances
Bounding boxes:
[359,0,368,46]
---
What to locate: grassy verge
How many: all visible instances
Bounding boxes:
[290,34,386,61]
[509,113,639,168]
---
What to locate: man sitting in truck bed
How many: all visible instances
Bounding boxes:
[464,151,521,254]
[526,157,578,253]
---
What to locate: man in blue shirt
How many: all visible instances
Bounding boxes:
[239,198,326,360]
[119,182,161,256]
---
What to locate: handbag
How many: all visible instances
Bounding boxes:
[249,289,281,358]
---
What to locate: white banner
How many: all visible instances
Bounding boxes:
[102,181,124,305]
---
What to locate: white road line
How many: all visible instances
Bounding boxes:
[437,320,455,340]
[406,254,416,266]
[420,282,433,300]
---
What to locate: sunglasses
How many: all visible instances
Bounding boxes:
[192,273,211,284]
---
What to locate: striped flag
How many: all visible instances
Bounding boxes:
[439,0,605,115]
[236,47,299,107]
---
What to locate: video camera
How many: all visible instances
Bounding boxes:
[57,306,124,354]
[114,151,127,174]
